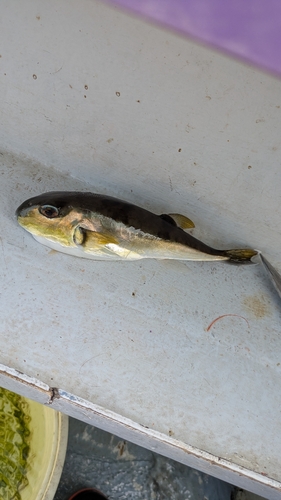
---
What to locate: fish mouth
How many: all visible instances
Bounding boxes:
[16,200,37,218]
[16,208,29,219]
[15,205,24,218]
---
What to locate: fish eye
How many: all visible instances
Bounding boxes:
[39,205,60,218]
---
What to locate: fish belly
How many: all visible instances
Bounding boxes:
[33,232,228,262]
[32,234,123,260]
[104,237,228,262]
[127,239,227,261]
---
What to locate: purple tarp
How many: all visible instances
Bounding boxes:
[107,0,281,76]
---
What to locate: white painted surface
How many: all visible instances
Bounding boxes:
[0,0,281,497]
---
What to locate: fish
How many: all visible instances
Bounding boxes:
[16,191,258,263]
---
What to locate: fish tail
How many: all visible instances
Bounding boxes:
[223,248,258,263]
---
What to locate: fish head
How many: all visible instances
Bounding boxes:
[16,192,84,247]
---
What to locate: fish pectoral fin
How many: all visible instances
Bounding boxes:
[74,227,119,250]
[161,213,195,229]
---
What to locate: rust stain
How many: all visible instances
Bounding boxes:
[242,294,271,319]
[117,440,126,456]
[206,314,249,332]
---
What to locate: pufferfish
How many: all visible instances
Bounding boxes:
[16,191,258,263]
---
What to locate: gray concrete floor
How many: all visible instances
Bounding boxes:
[54,417,236,500]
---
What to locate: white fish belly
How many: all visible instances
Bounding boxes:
[32,235,124,260]
[32,233,228,262]
[106,236,228,261]
[123,238,228,261]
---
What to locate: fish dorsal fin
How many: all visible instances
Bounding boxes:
[74,227,119,249]
[160,213,195,229]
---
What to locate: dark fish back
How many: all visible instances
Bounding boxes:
[63,192,223,256]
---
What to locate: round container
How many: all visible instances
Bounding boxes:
[0,387,68,500]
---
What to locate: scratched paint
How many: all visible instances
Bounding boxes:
[206,314,250,332]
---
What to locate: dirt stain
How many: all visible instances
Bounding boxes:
[242,295,271,319]
[117,440,126,457]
